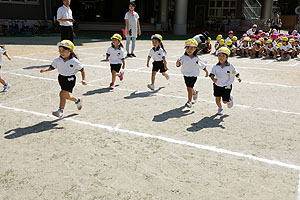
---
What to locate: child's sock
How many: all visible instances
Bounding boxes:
[75,98,80,104]
[4,83,8,86]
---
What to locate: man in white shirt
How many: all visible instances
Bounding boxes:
[57,0,74,42]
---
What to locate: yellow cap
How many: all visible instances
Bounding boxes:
[185,38,198,47]
[151,34,163,41]
[282,37,288,42]
[232,36,238,41]
[111,33,122,41]
[57,40,75,51]
[277,42,282,48]
[216,34,223,40]
[289,38,295,43]
[225,40,232,46]
[219,39,225,45]
[259,38,264,42]
[244,37,250,42]
[266,39,272,43]
[256,40,262,45]
[206,37,211,42]
[217,47,231,56]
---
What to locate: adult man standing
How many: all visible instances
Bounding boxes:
[57,0,74,42]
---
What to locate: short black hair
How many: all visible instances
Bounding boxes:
[129,2,136,7]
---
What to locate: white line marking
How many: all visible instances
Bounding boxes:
[3,70,300,117]
[1,103,300,171]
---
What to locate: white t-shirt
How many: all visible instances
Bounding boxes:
[210,63,239,87]
[148,47,166,61]
[124,11,139,38]
[279,43,292,51]
[106,46,125,64]
[179,55,207,77]
[264,45,276,51]
[0,47,6,65]
[225,37,232,42]
[240,43,250,50]
[57,5,73,26]
[246,28,256,36]
[51,56,83,76]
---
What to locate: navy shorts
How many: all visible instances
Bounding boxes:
[58,74,76,93]
[213,83,232,102]
[184,76,197,88]
[110,64,122,73]
[152,61,167,73]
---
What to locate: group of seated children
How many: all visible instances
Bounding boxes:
[204,26,300,61]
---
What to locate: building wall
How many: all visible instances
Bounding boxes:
[0,0,52,20]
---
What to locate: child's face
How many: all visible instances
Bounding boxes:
[267,43,272,47]
[229,34,233,38]
[243,41,248,46]
[152,39,160,48]
[282,41,287,45]
[129,4,135,11]
[112,38,120,47]
[59,47,71,59]
[218,53,227,63]
[185,46,196,56]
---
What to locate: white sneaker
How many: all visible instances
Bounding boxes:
[217,107,224,115]
[147,84,154,91]
[75,98,82,110]
[193,90,199,101]
[185,101,192,108]
[2,84,10,92]
[52,109,63,118]
[227,96,233,108]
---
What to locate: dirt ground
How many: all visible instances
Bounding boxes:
[1,36,300,200]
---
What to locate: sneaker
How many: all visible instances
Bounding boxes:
[217,107,224,115]
[2,83,10,92]
[131,53,136,57]
[164,73,170,80]
[185,101,192,108]
[147,84,154,91]
[273,55,277,59]
[193,90,199,101]
[75,98,82,110]
[52,109,63,118]
[119,71,124,81]
[227,96,233,108]
[109,82,115,89]
[126,53,132,58]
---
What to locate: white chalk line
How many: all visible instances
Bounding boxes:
[12,55,300,89]
[1,103,300,172]
[3,70,300,117]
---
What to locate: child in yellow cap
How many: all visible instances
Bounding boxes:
[279,37,292,60]
[176,39,208,108]
[264,39,277,59]
[210,47,242,115]
[215,39,225,55]
[40,40,87,118]
[0,45,12,92]
[147,34,169,91]
[106,33,125,89]
[200,37,212,54]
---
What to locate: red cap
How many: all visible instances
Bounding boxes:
[250,35,256,38]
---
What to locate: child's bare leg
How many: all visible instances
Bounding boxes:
[111,70,119,83]
[151,71,157,85]
[187,87,194,102]
[0,76,6,86]
[59,91,67,110]
[216,97,222,108]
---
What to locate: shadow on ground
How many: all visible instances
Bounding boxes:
[186,114,229,132]
[152,105,194,122]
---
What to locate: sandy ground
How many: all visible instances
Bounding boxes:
[1,36,300,200]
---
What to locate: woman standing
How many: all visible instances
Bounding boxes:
[124,2,141,57]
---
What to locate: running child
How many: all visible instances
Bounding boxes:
[40,40,87,118]
[106,33,125,89]
[147,34,169,90]
[0,45,12,92]
[176,39,209,108]
[209,47,242,115]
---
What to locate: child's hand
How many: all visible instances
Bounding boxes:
[81,80,87,85]
[176,59,181,67]
[7,56,12,60]
[146,63,150,68]
[213,78,217,83]
[122,65,125,69]
[237,78,242,83]
[164,66,168,71]
[40,69,46,73]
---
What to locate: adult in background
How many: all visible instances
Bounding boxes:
[124,2,141,57]
[57,0,74,42]
[271,12,282,33]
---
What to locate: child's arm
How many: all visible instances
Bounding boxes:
[176,59,181,67]
[236,74,242,82]
[146,56,151,67]
[106,53,110,62]
[209,74,217,83]
[4,52,11,60]
[137,19,141,36]
[40,66,55,73]
[163,57,168,70]
[80,70,87,85]
[203,68,209,77]
[122,58,125,69]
